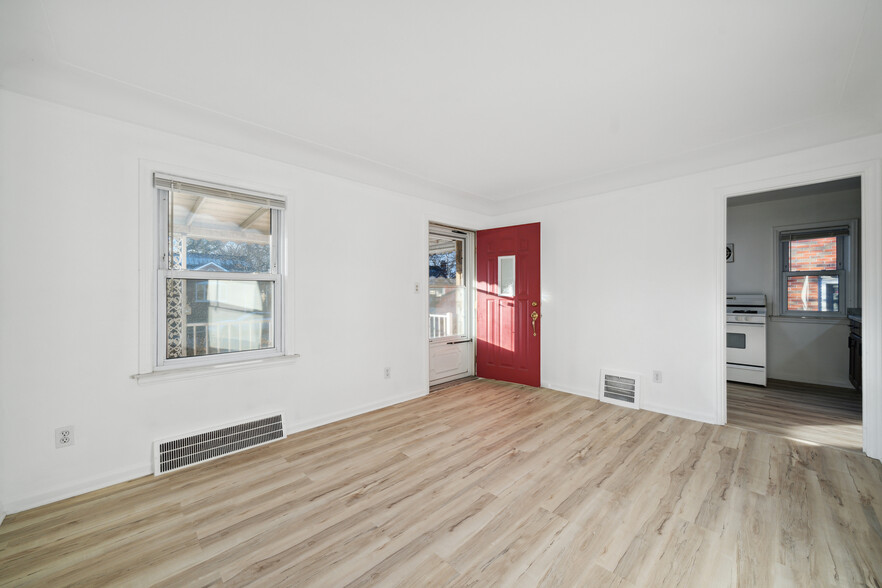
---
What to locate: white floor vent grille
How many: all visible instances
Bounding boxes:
[153,413,285,475]
[599,370,641,409]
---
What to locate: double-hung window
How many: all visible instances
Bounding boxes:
[779,224,853,317]
[155,174,286,368]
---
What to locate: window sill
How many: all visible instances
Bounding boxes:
[132,354,300,385]
[770,316,848,326]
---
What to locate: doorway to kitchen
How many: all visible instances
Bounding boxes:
[725,177,863,451]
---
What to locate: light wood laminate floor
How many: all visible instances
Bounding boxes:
[728,379,863,451]
[2,379,881,586]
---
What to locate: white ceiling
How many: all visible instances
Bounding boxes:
[2,0,881,213]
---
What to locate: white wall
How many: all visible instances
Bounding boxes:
[727,188,861,387]
[493,176,722,422]
[492,134,882,459]
[2,88,881,515]
[0,90,489,513]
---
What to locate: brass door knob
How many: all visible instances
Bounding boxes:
[530,311,539,336]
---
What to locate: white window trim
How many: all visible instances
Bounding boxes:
[133,354,299,385]
[135,161,297,382]
[772,219,859,319]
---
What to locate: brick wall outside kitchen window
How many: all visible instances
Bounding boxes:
[786,237,838,311]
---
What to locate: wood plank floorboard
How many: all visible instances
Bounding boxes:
[2,379,881,586]
[727,379,863,451]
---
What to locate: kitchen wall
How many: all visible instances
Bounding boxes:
[727,185,861,387]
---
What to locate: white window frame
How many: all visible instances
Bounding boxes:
[774,219,858,319]
[154,173,286,369]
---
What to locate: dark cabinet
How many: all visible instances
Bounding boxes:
[848,319,862,392]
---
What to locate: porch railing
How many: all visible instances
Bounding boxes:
[185,318,272,356]
[429,313,451,339]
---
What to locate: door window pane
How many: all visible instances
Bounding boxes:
[429,237,463,286]
[786,275,840,312]
[498,255,515,298]
[167,279,274,358]
[429,288,465,338]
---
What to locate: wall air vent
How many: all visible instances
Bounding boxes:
[599,370,641,409]
[153,413,285,475]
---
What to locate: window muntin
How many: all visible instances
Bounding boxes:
[156,174,285,367]
[779,226,849,316]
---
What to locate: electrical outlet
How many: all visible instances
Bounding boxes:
[384,367,391,379]
[652,370,663,384]
[55,426,75,448]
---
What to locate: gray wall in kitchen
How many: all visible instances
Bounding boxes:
[727,182,861,387]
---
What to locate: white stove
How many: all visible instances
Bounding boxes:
[726,294,767,386]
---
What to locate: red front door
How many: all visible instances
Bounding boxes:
[476,223,540,387]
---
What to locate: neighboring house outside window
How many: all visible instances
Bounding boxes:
[777,222,858,317]
[155,174,286,368]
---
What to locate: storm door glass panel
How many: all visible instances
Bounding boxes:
[167,279,274,358]
[429,235,466,339]
[429,288,466,338]
[170,189,271,272]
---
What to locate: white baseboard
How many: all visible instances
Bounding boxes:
[289,389,429,435]
[546,382,714,424]
[641,401,716,424]
[543,381,599,400]
[5,464,152,515]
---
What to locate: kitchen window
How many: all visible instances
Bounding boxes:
[777,222,857,318]
[155,173,286,368]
